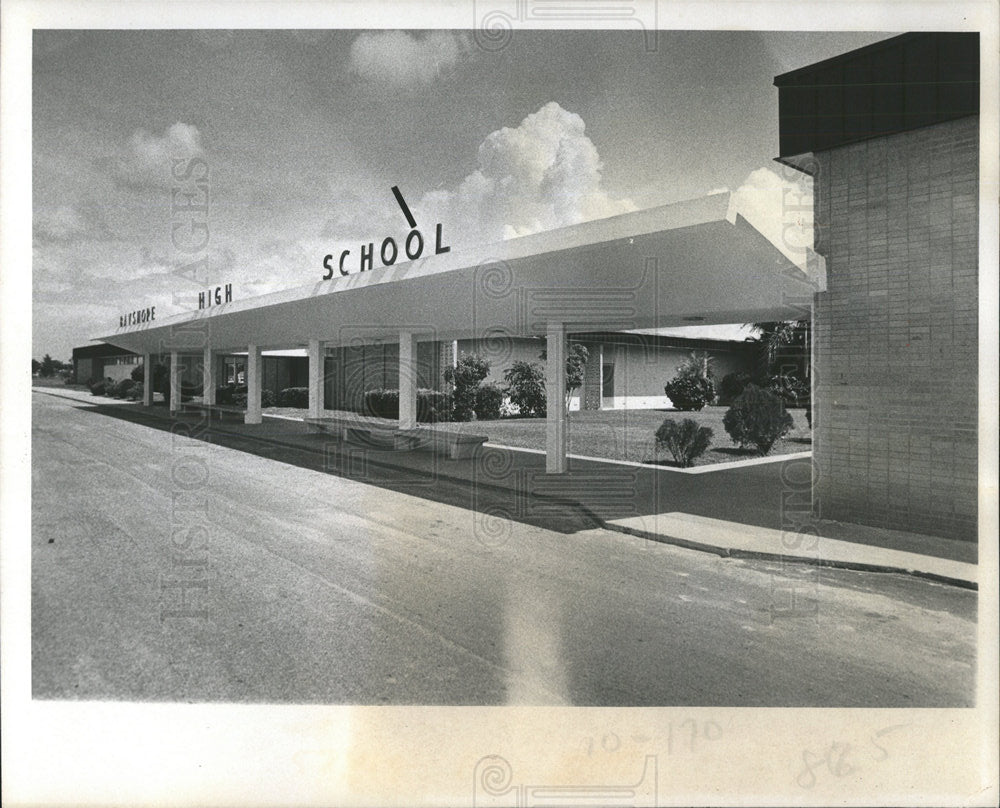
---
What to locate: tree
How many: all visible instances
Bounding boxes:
[443,353,490,421]
[32,359,41,375]
[539,343,590,412]
[39,354,57,377]
[503,361,546,417]
[747,320,809,376]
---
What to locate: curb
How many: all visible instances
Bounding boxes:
[37,389,977,589]
[604,523,978,590]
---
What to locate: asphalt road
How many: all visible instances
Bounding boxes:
[31,391,976,705]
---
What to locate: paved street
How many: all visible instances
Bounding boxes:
[31,391,975,705]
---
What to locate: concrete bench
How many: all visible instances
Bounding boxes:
[182,402,246,421]
[305,416,487,460]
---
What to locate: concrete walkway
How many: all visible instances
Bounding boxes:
[35,387,979,588]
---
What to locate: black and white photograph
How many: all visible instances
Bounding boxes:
[2,0,997,805]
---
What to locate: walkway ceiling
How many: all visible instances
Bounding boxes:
[97,193,823,354]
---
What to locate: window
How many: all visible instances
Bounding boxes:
[602,363,615,399]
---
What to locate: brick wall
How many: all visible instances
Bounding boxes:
[812,115,978,540]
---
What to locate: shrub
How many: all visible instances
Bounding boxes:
[130,364,144,382]
[216,384,246,405]
[723,384,793,455]
[665,351,716,410]
[179,382,202,403]
[418,389,453,423]
[664,376,715,411]
[278,387,309,408]
[503,360,546,417]
[766,373,809,407]
[112,378,136,398]
[89,381,106,396]
[127,382,144,401]
[444,353,490,421]
[675,351,715,382]
[474,382,504,421]
[365,388,398,419]
[718,371,753,404]
[363,388,454,423]
[499,396,521,418]
[655,418,713,467]
[228,387,271,408]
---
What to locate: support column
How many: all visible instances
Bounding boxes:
[142,352,154,407]
[545,322,567,473]
[169,351,181,414]
[245,344,262,424]
[307,338,323,419]
[203,347,216,405]
[399,331,418,430]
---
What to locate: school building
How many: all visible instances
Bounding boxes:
[89,32,979,543]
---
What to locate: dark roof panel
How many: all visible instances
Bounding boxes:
[72,342,137,360]
[775,32,979,157]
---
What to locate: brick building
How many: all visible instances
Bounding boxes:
[775,33,979,540]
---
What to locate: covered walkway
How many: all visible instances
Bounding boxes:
[98,193,823,473]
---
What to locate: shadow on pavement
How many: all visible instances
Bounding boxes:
[79,402,602,536]
[65,398,978,564]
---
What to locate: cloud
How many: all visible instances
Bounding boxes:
[729,166,813,268]
[33,201,117,247]
[34,205,92,244]
[348,31,468,87]
[110,122,205,190]
[415,102,636,248]
[319,190,399,242]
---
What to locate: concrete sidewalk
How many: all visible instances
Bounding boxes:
[34,387,979,588]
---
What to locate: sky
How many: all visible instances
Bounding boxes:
[32,28,896,361]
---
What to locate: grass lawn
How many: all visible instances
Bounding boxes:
[264,404,811,467]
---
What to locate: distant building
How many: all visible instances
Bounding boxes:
[775,32,979,540]
[78,332,757,410]
[71,342,141,385]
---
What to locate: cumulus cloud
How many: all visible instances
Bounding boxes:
[416,102,636,248]
[730,166,814,268]
[111,122,205,190]
[33,203,115,245]
[348,31,468,86]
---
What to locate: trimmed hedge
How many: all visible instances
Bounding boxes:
[278,387,309,408]
[363,388,453,422]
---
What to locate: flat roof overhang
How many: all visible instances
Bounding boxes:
[96,193,824,355]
